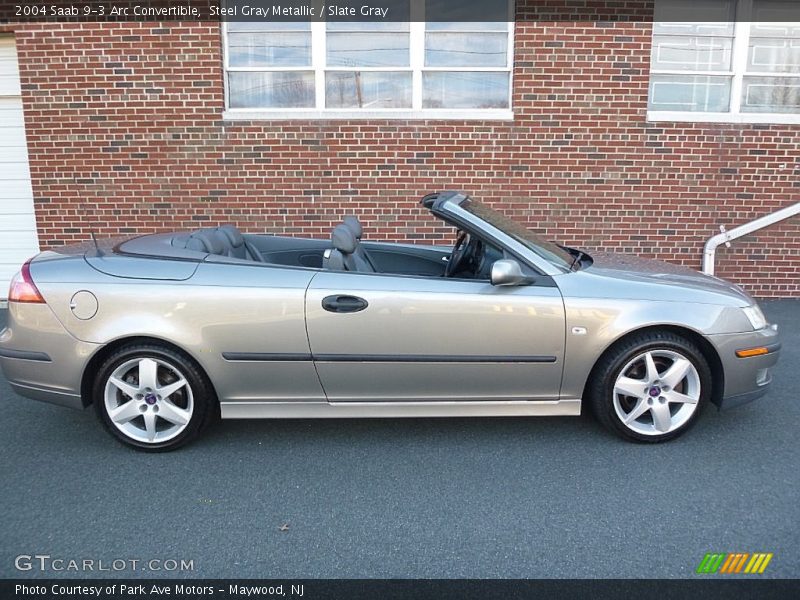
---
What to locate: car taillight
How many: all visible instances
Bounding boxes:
[8,259,45,303]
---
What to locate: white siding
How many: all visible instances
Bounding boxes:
[0,36,38,296]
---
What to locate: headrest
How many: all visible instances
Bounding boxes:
[217,224,244,247]
[331,224,357,254]
[171,233,191,248]
[342,216,363,239]
[186,229,224,254]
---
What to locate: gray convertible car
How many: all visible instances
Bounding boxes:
[0,191,780,450]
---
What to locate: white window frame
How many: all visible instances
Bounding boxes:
[648,0,800,124]
[221,20,514,121]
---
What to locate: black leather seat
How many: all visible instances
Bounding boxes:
[180,225,261,261]
[185,229,225,254]
[343,215,363,240]
[323,224,375,272]
[342,216,377,271]
[215,224,249,259]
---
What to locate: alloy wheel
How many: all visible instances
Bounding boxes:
[103,357,194,444]
[612,349,701,436]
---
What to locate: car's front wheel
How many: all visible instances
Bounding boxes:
[589,331,711,443]
[93,344,216,451]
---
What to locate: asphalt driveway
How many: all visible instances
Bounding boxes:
[1,301,798,579]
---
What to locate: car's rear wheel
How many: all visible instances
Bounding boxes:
[93,344,216,451]
[588,331,711,443]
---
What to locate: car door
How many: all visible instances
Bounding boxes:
[183,259,327,404]
[360,242,449,276]
[305,271,565,402]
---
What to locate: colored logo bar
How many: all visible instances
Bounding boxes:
[696,553,773,574]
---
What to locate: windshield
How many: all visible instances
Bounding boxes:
[461,199,575,269]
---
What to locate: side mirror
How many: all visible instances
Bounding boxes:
[490,259,533,286]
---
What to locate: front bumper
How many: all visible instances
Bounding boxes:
[707,324,780,410]
[0,303,100,410]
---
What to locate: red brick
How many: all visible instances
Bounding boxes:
[4,17,799,297]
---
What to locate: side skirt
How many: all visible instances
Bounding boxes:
[220,399,582,419]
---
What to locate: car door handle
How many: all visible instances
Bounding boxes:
[321,295,369,313]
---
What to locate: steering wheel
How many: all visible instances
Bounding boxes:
[445,232,481,277]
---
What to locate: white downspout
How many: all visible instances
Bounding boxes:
[702,202,800,276]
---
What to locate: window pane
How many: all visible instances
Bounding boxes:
[741,76,800,112]
[653,0,735,35]
[325,72,412,108]
[425,32,508,67]
[423,72,509,108]
[228,32,311,67]
[652,22,735,36]
[651,35,732,71]
[426,22,509,32]
[747,38,800,73]
[228,71,315,108]
[227,22,311,32]
[648,75,732,111]
[327,32,409,67]
[327,22,410,32]
[750,23,800,38]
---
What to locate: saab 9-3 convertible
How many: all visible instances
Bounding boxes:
[0,191,779,450]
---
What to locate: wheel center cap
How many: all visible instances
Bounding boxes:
[648,386,662,397]
[144,393,158,405]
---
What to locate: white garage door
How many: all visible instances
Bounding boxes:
[0,35,38,297]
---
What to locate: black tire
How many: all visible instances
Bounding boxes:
[588,331,712,443]
[93,343,217,451]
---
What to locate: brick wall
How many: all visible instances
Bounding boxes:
[7,16,800,297]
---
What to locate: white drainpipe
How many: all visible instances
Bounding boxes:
[702,202,800,276]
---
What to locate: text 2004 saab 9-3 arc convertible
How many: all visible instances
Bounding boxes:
[0,191,780,451]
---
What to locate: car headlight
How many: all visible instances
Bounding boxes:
[742,305,767,330]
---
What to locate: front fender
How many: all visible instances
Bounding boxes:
[559,298,748,401]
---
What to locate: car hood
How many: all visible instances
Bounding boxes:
[575,251,753,306]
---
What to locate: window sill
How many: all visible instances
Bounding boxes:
[222,109,515,121]
[647,111,800,125]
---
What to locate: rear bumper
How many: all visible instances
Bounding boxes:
[707,325,780,410]
[6,381,84,409]
[0,303,100,410]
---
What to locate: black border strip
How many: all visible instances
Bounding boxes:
[2,579,798,600]
[222,352,312,361]
[0,348,52,362]
[5,1,800,23]
[222,352,557,363]
[315,354,557,363]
